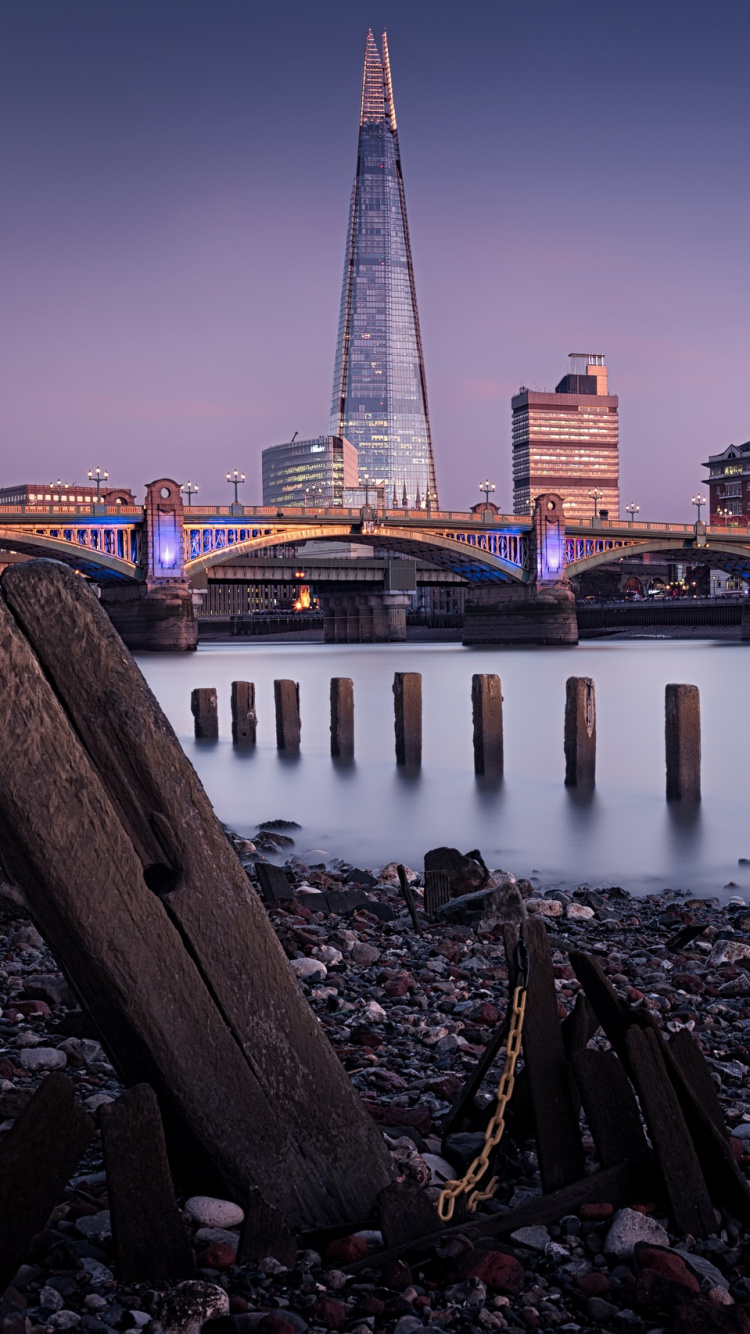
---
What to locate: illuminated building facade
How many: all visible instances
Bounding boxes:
[512,354,619,520]
[0,482,135,507]
[262,436,358,508]
[329,30,438,510]
[703,441,750,524]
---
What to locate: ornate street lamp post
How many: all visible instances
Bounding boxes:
[181,481,199,508]
[625,502,640,525]
[588,488,604,520]
[227,470,246,505]
[479,479,496,511]
[88,467,108,504]
[692,493,707,525]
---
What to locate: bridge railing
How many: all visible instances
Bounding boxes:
[0,505,142,518]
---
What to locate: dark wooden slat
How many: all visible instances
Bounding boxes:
[100,1084,195,1283]
[669,1028,727,1137]
[376,1180,444,1249]
[441,1012,511,1138]
[397,865,422,936]
[255,863,294,904]
[238,1188,297,1268]
[0,1073,94,1295]
[571,1049,649,1168]
[2,562,392,1227]
[666,924,706,952]
[0,562,395,1230]
[568,951,632,1054]
[424,870,450,920]
[505,919,584,1192]
[231,681,256,746]
[342,1157,657,1274]
[511,991,599,1134]
[624,1026,715,1238]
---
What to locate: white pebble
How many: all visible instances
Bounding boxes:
[290,957,327,980]
[362,1001,386,1022]
[566,903,595,920]
[184,1195,245,1228]
[19,1047,67,1070]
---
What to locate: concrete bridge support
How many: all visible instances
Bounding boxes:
[463,494,578,646]
[321,591,411,643]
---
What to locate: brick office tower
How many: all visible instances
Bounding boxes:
[512,354,619,520]
[703,441,750,524]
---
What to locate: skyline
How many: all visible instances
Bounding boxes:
[0,1,748,517]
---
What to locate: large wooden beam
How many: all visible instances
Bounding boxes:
[0,562,394,1229]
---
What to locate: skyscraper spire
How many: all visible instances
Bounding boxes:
[330,30,438,509]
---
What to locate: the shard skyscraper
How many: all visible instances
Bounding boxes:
[330,30,438,510]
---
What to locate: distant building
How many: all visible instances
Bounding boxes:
[343,483,386,508]
[329,31,438,510]
[0,482,135,506]
[261,436,359,508]
[512,354,619,521]
[703,441,750,524]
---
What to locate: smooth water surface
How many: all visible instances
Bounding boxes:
[136,639,750,899]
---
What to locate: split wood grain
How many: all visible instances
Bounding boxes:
[238,1188,297,1269]
[0,561,394,1229]
[100,1084,195,1283]
[571,1048,649,1168]
[0,1074,94,1295]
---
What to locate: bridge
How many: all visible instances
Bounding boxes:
[1,478,749,647]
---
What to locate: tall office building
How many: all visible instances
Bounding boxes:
[262,435,358,507]
[512,354,619,520]
[329,30,438,510]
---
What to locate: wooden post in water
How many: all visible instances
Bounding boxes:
[191,687,218,740]
[564,676,596,787]
[665,683,700,800]
[231,681,256,745]
[471,673,503,776]
[393,672,421,767]
[330,677,354,759]
[274,679,301,750]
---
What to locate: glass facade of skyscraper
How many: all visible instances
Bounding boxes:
[262,436,359,508]
[512,354,619,521]
[330,31,438,510]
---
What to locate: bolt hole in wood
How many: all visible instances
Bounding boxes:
[143,864,180,897]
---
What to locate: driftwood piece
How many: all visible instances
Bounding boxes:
[0,1073,94,1295]
[424,870,450,919]
[100,1084,195,1283]
[0,561,394,1230]
[238,1188,297,1268]
[505,919,584,1191]
[397,865,422,936]
[376,1180,444,1249]
[669,1028,727,1136]
[342,1157,657,1274]
[625,1026,715,1238]
[572,1048,649,1168]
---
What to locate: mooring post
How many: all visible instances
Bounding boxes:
[191,687,218,740]
[274,679,301,750]
[330,677,354,759]
[471,673,503,776]
[665,683,700,800]
[393,672,421,767]
[564,676,596,787]
[231,681,256,745]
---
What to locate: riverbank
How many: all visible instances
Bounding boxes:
[197,623,743,645]
[3,838,750,1332]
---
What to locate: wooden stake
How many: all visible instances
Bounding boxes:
[274,679,300,749]
[471,673,503,776]
[231,681,256,745]
[564,676,596,787]
[397,864,423,935]
[191,687,218,740]
[330,678,354,759]
[393,672,421,767]
[665,683,700,800]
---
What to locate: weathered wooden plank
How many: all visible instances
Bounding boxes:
[665,683,701,801]
[330,678,354,760]
[393,672,421,767]
[564,677,596,787]
[441,1012,511,1138]
[471,674,503,777]
[191,688,218,741]
[100,1084,195,1283]
[238,1188,297,1268]
[424,870,450,920]
[571,1048,649,1168]
[255,863,294,904]
[669,1028,727,1137]
[624,1026,715,1237]
[0,561,394,1229]
[376,1180,444,1249]
[505,920,584,1192]
[231,681,256,746]
[569,951,633,1054]
[342,1158,657,1274]
[274,679,300,750]
[0,1073,94,1295]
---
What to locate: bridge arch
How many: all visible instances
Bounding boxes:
[0,529,138,582]
[567,538,750,579]
[184,523,531,584]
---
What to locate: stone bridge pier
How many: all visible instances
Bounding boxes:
[100,480,197,651]
[462,494,578,646]
[320,591,412,642]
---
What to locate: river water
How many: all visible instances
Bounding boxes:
[136,639,750,901]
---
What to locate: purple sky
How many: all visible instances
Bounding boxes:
[1,0,748,518]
